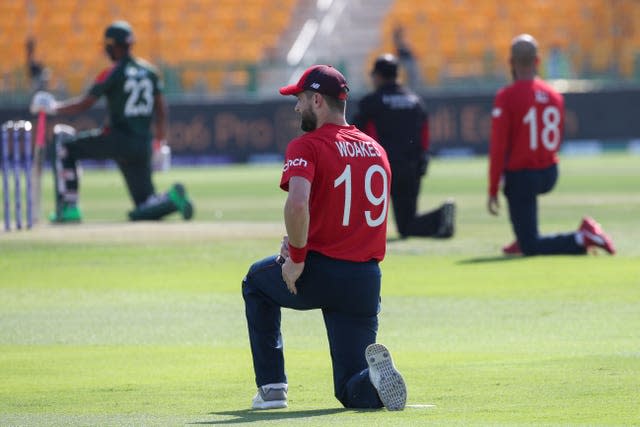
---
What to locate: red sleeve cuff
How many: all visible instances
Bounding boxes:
[288,243,308,263]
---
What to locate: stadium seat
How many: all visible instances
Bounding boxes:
[376,0,640,86]
[2,0,297,95]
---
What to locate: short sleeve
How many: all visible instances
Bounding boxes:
[88,66,116,98]
[279,137,316,191]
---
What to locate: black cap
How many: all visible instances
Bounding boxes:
[104,20,134,45]
[371,53,398,79]
[279,65,349,100]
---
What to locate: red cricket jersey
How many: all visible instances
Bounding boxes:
[488,78,564,196]
[280,123,392,262]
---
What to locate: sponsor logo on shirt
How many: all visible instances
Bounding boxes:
[535,90,549,103]
[492,107,502,118]
[283,157,308,171]
[334,140,382,158]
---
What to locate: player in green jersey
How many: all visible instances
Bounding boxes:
[30,20,193,222]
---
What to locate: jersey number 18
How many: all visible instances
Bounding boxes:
[523,105,561,151]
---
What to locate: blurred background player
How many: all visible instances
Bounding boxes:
[25,36,49,92]
[353,54,455,239]
[392,25,421,89]
[242,65,406,411]
[488,34,615,256]
[30,20,193,222]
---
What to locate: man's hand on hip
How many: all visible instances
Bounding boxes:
[282,258,304,295]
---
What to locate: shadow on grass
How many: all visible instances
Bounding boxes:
[192,408,353,424]
[457,255,526,264]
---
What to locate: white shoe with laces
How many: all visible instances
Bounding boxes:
[251,383,288,409]
[366,343,407,411]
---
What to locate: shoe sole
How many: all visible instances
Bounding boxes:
[435,201,455,238]
[366,343,407,411]
[252,400,287,410]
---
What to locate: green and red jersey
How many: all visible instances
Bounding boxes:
[89,55,162,139]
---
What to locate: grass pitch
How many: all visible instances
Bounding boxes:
[1,154,639,426]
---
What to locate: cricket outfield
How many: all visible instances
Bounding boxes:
[1,154,638,426]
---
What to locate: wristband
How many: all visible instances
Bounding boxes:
[288,243,307,263]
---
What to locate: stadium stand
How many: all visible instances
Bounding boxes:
[0,0,296,96]
[376,0,640,86]
[1,0,639,99]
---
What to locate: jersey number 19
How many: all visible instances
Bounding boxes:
[334,164,388,227]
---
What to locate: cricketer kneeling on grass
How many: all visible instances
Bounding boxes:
[242,65,407,411]
[29,20,193,223]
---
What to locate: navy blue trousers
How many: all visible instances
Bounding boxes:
[504,164,585,255]
[242,252,384,408]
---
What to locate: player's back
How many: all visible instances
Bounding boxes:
[92,56,161,138]
[498,78,564,171]
[356,83,425,162]
[281,123,391,262]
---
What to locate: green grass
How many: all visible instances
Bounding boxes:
[1,154,639,426]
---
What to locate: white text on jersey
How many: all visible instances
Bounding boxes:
[283,157,308,171]
[334,140,382,158]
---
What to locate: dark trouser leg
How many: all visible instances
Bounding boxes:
[242,255,315,387]
[119,146,194,221]
[117,154,174,221]
[242,252,384,408]
[505,165,585,255]
[301,253,382,408]
[393,161,443,237]
[117,152,155,207]
[390,161,419,237]
[323,310,382,408]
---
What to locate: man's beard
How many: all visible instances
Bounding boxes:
[300,108,317,132]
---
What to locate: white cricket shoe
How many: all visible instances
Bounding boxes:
[251,383,288,410]
[366,343,407,411]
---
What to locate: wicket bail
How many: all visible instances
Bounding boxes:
[1,120,34,231]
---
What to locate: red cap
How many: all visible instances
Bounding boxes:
[279,65,349,100]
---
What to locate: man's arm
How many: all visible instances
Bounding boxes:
[284,176,310,248]
[153,93,168,141]
[281,176,311,294]
[55,94,99,115]
[488,93,508,215]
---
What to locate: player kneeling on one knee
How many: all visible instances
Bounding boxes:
[242,65,407,411]
[30,20,193,223]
